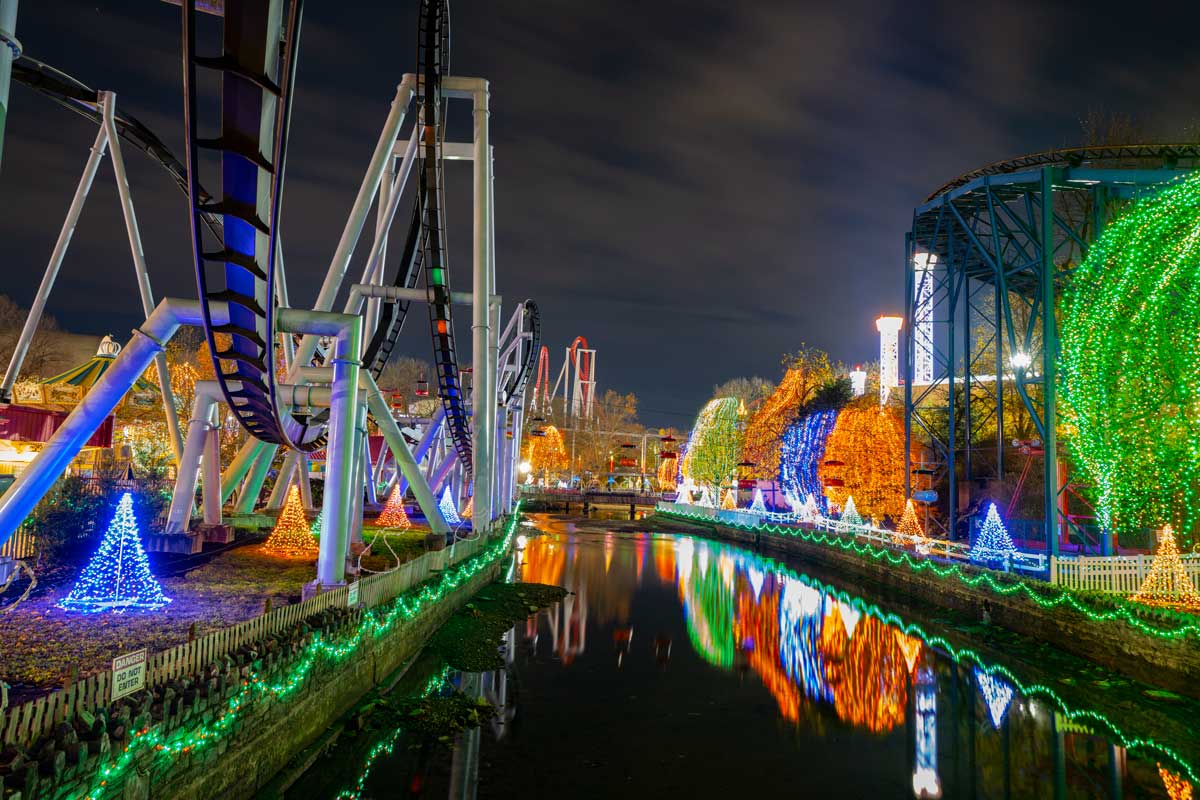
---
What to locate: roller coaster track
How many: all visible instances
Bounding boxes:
[927,143,1200,201]
[416,0,473,478]
[10,56,221,239]
[502,300,540,407]
[181,0,325,450]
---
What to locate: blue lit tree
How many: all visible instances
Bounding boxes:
[58,492,171,612]
[969,503,1017,568]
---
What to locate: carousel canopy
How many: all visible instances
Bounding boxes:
[42,336,157,393]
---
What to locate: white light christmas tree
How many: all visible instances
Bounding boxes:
[697,486,715,508]
[748,487,767,514]
[841,495,863,527]
[975,668,1014,729]
[969,503,1017,567]
[58,493,171,613]
[439,486,462,525]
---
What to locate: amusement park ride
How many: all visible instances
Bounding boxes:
[902,145,1200,553]
[0,0,539,590]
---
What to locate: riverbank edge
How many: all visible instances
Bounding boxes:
[649,512,1200,701]
[156,558,505,800]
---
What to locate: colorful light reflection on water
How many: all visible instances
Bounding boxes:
[509,531,1194,798]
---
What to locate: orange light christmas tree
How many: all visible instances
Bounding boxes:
[1132,525,1200,611]
[818,405,905,520]
[895,499,929,551]
[461,494,474,520]
[1159,765,1194,800]
[265,485,319,555]
[720,488,737,510]
[375,484,412,529]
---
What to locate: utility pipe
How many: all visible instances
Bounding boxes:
[165,379,225,533]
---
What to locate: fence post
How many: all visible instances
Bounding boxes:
[1048,555,1057,585]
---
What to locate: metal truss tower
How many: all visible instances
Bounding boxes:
[903,145,1200,556]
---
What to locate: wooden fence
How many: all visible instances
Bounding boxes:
[1050,552,1200,595]
[0,532,493,749]
[0,525,34,560]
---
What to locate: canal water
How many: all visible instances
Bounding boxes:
[313,522,1195,799]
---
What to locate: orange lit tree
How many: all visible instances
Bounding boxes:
[656,455,679,491]
[524,424,569,483]
[818,404,905,521]
[265,485,318,555]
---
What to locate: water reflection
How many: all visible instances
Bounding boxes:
[510,531,1195,798]
[342,530,1196,799]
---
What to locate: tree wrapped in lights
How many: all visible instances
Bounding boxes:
[310,512,322,539]
[375,484,411,529]
[657,455,679,492]
[265,485,319,555]
[741,367,813,480]
[969,503,1016,567]
[1061,171,1200,547]
[439,486,463,525]
[780,409,839,514]
[1132,525,1200,611]
[818,405,905,520]
[681,397,743,493]
[58,492,171,612]
[841,495,863,527]
[523,424,569,483]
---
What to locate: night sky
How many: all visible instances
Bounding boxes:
[2,0,1198,427]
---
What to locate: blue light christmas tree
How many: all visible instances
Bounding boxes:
[439,486,462,525]
[974,668,1014,729]
[969,503,1017,567]
[58,492,171,613]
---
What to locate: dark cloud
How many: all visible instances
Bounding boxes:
[2,0,1200,425]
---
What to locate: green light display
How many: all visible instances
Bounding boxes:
[1061,172,1200,546]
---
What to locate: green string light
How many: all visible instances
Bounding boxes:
[1061,171,1200,546]
[333,665,452,800]
[659,507,1200,640]
[81,505,521,800]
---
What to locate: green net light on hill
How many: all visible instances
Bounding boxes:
[1061,171,1200,547]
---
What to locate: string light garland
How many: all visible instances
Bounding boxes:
[265,486,319,555]
[657,506,1200,642]
[80,507,522,800]
[969,503,1016,568]
[1132,525,1200,611]
[375,484,412,529]
[1061,172,1200,547]
[681,397,743,491]
[818,405,905,520]
[58,492,171,613]
[780,410,839,515]
[439,486,463,526]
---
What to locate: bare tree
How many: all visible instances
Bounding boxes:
[0,295,62,380]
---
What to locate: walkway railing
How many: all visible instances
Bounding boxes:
[0,532,494,749]
[656,501,1048,575]
[1050,552,1200,595]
